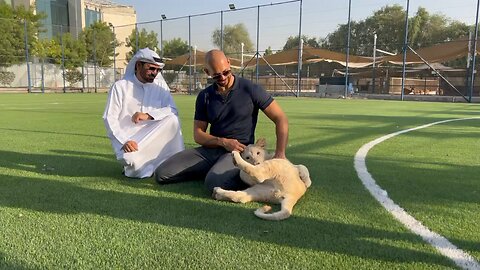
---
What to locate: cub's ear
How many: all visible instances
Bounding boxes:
[255,138,266,148]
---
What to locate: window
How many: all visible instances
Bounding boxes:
[85,8,100,28]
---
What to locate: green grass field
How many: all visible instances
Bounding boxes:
[0,93,478,269]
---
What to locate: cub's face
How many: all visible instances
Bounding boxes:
[241,144,267,165]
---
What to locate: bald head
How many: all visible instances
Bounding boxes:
[205,49,230,71]
[204,49,234,89]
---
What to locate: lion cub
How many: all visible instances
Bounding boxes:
[213,138,311,221]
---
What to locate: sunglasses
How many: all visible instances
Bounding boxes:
[147,66,162,73]
[211,69,232,80]
[141,62,162,73]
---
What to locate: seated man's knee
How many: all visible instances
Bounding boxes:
[204,173,222,194]
[155,164,174,184]
[205,171,245,194]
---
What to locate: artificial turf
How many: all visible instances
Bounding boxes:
[0,93,478,269]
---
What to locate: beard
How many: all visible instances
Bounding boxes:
[216,80,227,87]
[215,77,230,87]
[143,73,156,83]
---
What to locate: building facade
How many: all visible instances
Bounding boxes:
[83,0,136,70]
[9,0,136,69]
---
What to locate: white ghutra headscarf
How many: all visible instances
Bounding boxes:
[124,48,167,85]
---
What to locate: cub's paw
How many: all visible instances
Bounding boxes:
[212,187,226,200]
[231,151,241,166]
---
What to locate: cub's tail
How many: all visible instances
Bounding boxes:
[254,197,297,221]
[254,205,290,221]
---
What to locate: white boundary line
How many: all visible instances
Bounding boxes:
[354,117,480,270]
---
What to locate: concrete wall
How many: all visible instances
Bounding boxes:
[1,62,115,90]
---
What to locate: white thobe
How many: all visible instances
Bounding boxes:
[103,75,184,178]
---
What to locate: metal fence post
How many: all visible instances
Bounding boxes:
[296,0,303,97]
[93,28,97,93]
[160,20,163,58]
[344,0,352,98]
[188,15,192,94]
[23,20,32,93]
[255,5,260,83]
[85,64,89,92]
[401,0,410,101]
[135,23,138,53]
[112,25,116,81]
[60,25,66,93]
[194,45,197,91]
[220,10,224,50]
[82,65,85,91]
[372,33,377,93]
[469,0,480,102]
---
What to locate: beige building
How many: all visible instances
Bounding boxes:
[83,0,136,70]
[8,0,136,70]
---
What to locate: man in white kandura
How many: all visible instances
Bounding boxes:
[103,48,184,178]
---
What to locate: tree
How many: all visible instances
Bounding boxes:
[319,5,470,56]
[31,38,61,90]
[408,7,469,48]
[32,33,87,90]
[162,38,189,59]
[0,71,15,86]
[60,33,87,89]
[64,69,84,87]
[60,33,87,69]
[125,28,159,62]
[0,3,43,67]
[264,46,273,56]
[32,39,61,64]
[212,23,254,58]
[282,35,320,51]
[81,21,118,67]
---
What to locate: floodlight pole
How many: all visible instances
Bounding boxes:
[400,0,410,101]
[469,0,480,103]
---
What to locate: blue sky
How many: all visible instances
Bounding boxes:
[113,0,477,52]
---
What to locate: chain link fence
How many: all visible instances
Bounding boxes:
[1,0,479,101]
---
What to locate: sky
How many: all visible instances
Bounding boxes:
[113,0,477,52]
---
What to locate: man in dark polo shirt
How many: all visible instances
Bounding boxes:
[155,49,288,193]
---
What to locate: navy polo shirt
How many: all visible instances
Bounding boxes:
[194,76,273,145]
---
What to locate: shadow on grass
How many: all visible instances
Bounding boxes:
[0,174,455,268]
[0,252,33,270]
[50,150,113,160]
[0,150,118,177]
[0,128,106,140]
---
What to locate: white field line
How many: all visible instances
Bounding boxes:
[354,117,480,270]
